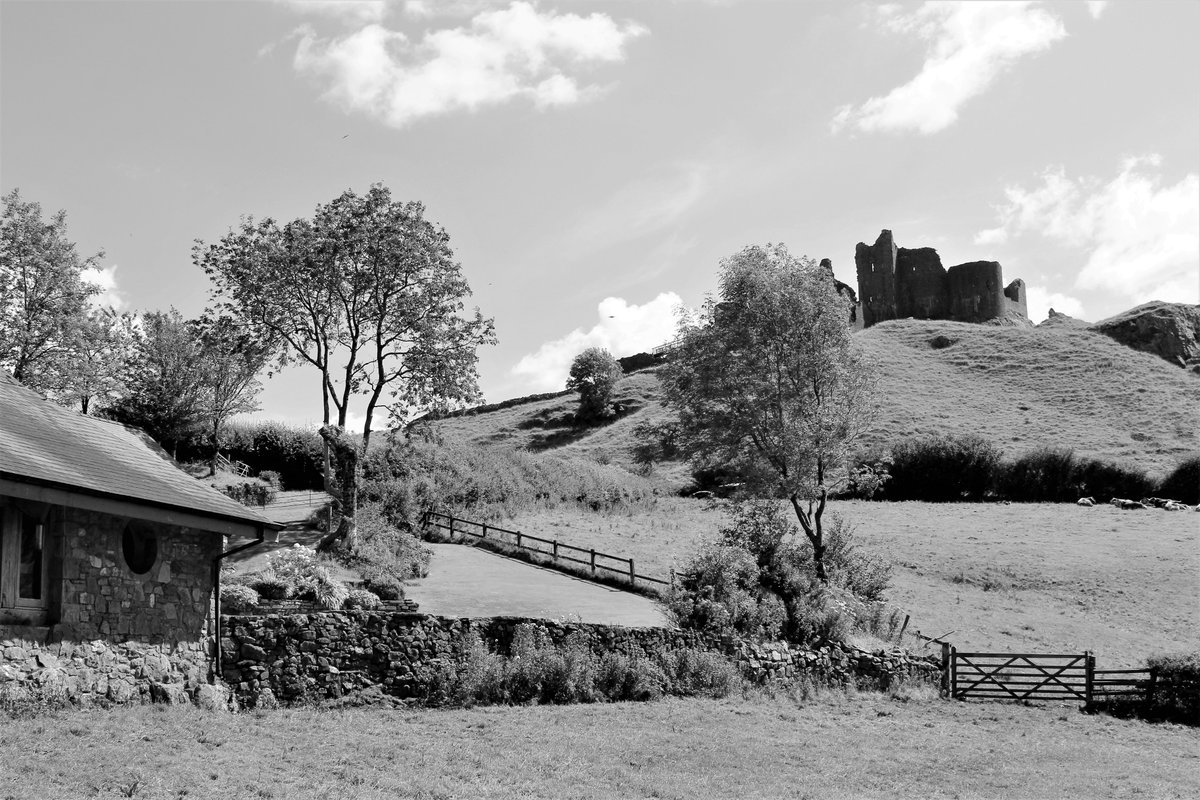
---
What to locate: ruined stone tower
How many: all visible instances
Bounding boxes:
[854,230,1027,328]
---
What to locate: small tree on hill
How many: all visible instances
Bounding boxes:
[659,244,877,583]
[567,347,623,421]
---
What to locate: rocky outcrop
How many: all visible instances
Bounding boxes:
[1037,308,1091,329]
[1089,302,1200,370]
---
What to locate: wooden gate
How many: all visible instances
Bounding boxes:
[950,649,1093,702]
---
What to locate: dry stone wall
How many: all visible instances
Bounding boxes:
[220,611,941,707]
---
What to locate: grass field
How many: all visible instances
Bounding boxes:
[3,692,1198,799]
[429,321,1199,480]
[506,499,1200,668]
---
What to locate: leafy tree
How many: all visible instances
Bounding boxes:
[101,309,205,457]
[196,184,496,547]
[193,314,273,475]
[659,244,877,582]
[566,347,623,420]
[0,189,103,392]
[48,307,138,414]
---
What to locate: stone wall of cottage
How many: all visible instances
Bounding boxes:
[221,612,941,707]
[0,508,222,705]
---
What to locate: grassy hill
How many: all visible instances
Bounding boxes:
[428,319,1199,479]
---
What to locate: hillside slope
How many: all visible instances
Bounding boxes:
[430,320,1198,478]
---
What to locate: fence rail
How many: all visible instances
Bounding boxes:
[422,511,678,590]
[215,452,251,477]
[947,647,1158,706]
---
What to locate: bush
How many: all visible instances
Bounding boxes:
[887,434,1002,501]
[1145,651,1200,725]
[218,480,277,507]
[843,453,892,500]
[594,653,666,702]
[567,347,624,421]
[220,583,260,613]
[350,503,432,581]
[260,545,348,610]
[364,576,405,601]
[997,447,1079,502]
[659,649,738,698]
[1158,456,1200,505]
[1071,457,1154,502]
[250,572,292,600]
[343,588,381,610]
[668,544,787,640]
[222,421,324,490]
[257,470,282,490]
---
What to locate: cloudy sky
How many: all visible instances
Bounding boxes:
[3,1,1197,427]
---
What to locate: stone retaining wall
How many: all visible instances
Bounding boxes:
[220,612,941,707]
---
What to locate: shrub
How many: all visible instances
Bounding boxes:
[567,347,624,421]
[1071,457,1154,502]
[257,470,282,490]
[1158,456,1200,505]
[659,649,738,698]
[887,434,1002,501]
[250,572,292,601]
[350,503,432,581]
[668,544,787,640]
[218,480,277,507]
[220,583,260,614]
[997,447,1079,502]
[843,453,892,500]
[1145,651,1200,724]
[595,653,666,702]
[364,576,405,601]
[261,545,349,609]
[343,588,381,610]
[222,421,324,490]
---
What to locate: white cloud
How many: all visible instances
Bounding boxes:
[1025,284,1085,324]
[976,156,1200,306]
[81,264,126,310]
[511,292,682,392]
[278,0,387,25]
[292,1,646,128]
[1086,1,1108,20]
[832,1,1067,135]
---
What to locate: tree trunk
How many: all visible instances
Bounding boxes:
[790,491,829,584]
[316,424,358,552]
[210,419,220,477]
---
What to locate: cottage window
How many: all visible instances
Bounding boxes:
[122,520,158,575]
[0,501,53,619]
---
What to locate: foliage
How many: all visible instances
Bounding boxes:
[659,243,877,582]
[220,583,260,613]
[361,434,657,527]
[259,545,347,610]
[567,347,624,421]
[1143,651,1200,725]
[1158,456,1200,505]
[363,576,405,601]
[347,502,432,582]
[670,502,890,644]
[629,419,680,475]
[99,308,206,455]
[343,588,382,610]
[1070,457,1154,502]
[257,470,282,490]
[44,307,138,414]
[843,452,892,500]
[996,447,1080,502]
[0,683,72,719]
[217,479,277,507]
[886,434,1002,501]
[222,421,324,490]
[0,189,104,395]
[193,314,272,473]
[196,183,496,449]
[249,573,292,601]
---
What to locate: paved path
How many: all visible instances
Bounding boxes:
[405,544,672,628]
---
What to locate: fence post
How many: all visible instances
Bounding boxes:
[670,567,675,591]
[629,558,636,586]
[1145,666,1158,711]
[448,514,456,539]
[1085,651,1095,706]
[553,540,558,560]
[516,531,522,549]
[941,642,951,698]
[590,549,596,574]
[949,645,958,700]
[482,523,488,540]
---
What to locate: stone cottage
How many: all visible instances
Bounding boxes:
[0,372,279,704]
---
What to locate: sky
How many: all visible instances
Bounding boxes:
[2,0,1197,430]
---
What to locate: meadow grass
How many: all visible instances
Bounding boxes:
[507,499,1200,667]
[430,322,1199,480]
[2,692,1196,799]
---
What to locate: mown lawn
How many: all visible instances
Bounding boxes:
[2,692,1197,799]
[507,499,1200,667]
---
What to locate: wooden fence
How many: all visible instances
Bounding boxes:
[946,646,1156,705]
[422,511,677,590]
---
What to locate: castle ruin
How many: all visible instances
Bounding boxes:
[854,230,1027,328]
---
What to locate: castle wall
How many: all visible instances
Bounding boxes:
[895,247,949,320]
[854,230,1027,328]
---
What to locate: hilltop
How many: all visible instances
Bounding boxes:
[427,318,1198,480]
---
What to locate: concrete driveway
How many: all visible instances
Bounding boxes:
[405,543,672,628]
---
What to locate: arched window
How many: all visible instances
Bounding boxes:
[122,520,158,575]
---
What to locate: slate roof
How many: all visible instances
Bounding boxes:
[0,372,276,530]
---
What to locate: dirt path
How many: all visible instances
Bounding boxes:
[405,543,672,628]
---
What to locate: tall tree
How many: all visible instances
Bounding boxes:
[193,314,273,475]
[659,244,877,582]
[49,307,138,414]
[195,184,496,546]
[0,189,103,391]
[102,309,206,457]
